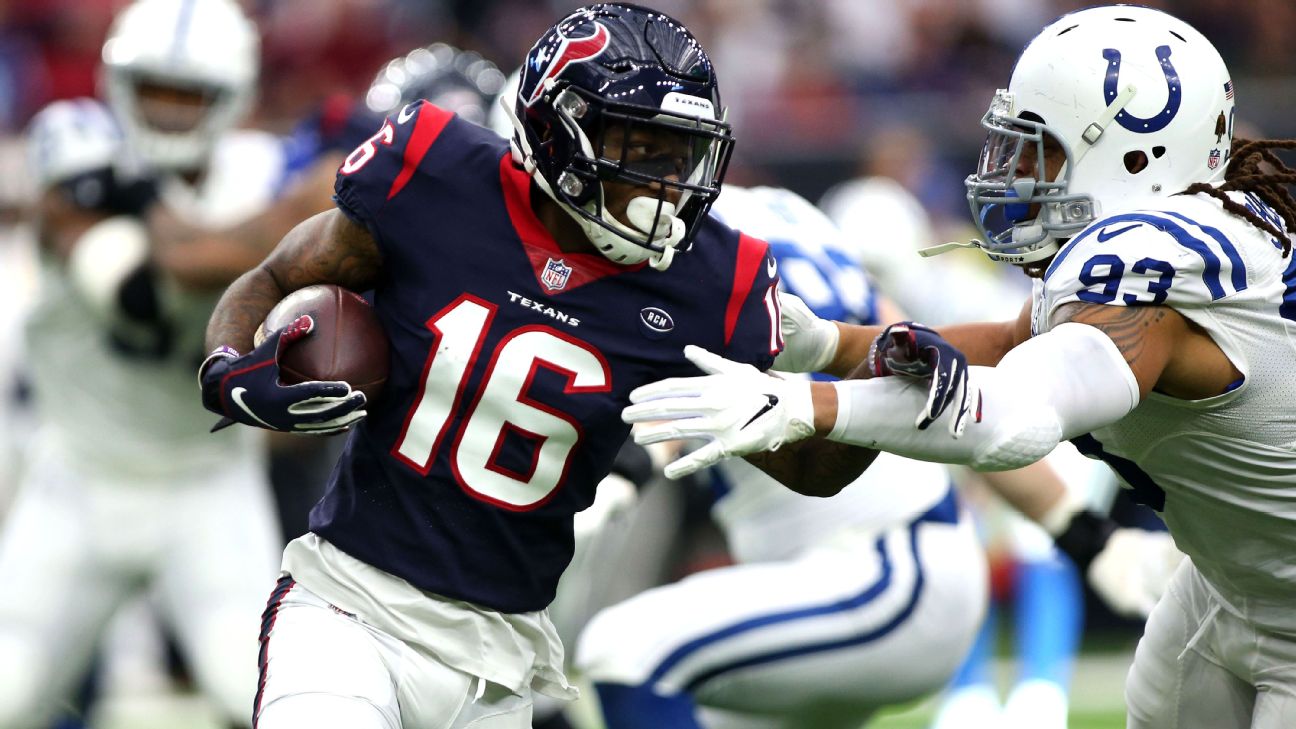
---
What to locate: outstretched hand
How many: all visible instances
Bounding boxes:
[623,346,816,479]
[868,321,973,436]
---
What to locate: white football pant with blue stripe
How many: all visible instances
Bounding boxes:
[577,487,985,729]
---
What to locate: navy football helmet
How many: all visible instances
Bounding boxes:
[506,3,734,270]
[365,43,507,128]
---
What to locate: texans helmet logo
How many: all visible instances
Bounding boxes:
[526,23,611,106]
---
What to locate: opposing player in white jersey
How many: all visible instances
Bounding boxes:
[576,185,988,729]
[0,1,282,726]
[622,6,1296,727]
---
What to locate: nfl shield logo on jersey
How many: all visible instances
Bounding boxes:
[1208,148,1222,170]
[541,258,573,291]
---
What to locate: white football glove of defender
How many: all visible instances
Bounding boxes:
[771,291,839,374]
[1088,528,1185,619]
[1041,490,1184,619]
[623,345,816,479]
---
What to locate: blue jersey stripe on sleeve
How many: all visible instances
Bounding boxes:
[1046,212,1232,300]
[1070,434,1166,511]
[1282,254,1296,322]
[1158,210,1247,293]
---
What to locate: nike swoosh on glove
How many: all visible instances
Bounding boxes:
[622,345,815,479]
[868,321,972,436]
[771,291,839,374]
[199,314,367,434]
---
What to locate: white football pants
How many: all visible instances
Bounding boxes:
[577,489,987,729]
[1126,559,1296,729]
[0,442,281,729]
[254,580,534,729]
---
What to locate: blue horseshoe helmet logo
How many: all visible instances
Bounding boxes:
[1103,45,1181,133]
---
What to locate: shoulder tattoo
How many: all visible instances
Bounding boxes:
[1051,302,1167,369]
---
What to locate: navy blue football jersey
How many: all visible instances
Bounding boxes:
[312,100,780,613]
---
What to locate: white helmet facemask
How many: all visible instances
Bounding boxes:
[101,0,259,173]
[935,6,1235,266]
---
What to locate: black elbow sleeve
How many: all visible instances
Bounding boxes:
[1053,510,1118,574]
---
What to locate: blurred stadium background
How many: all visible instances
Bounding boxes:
[1,0,1292,727]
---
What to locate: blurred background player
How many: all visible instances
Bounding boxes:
[0,1,283,727]
[174,44,507,292]
[577,183,989,729]
[0,138,36,508]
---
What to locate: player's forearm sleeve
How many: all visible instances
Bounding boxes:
[827,323,1140,470]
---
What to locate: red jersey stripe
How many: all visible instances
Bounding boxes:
[387,104,455,200]
[724,233,769,346]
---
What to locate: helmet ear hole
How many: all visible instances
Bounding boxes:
[1124,150,1149,174]
[1152,146,1167,159]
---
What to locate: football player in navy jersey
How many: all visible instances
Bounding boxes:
[198,5,865,727]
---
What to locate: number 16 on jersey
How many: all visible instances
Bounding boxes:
[391,295,611,511]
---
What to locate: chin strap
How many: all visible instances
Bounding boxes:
[648,245,675,271]
[529,163,685,269]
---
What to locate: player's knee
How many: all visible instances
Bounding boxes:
[578,586,695,688]
[256,693,393,729]
[574,603,639,683]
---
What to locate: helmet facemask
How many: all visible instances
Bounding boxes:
[510,4,735,271]
[965,91,1097,266]
[518,84,733,270]
[101,0,258,174]
[109,71,235,171]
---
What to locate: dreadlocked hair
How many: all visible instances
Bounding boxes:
[1178,138,1296,257]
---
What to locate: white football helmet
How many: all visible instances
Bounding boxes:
[26,99,124,189]
[963,5,1234,264]
[101,0,259,172]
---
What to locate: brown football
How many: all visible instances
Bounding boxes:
[256,284,389,402]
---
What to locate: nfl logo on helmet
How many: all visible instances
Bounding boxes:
[541,257,573,291]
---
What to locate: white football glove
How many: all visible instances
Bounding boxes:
[1087,528,1185,619]
[771,291,839,374]
[623,345,816,479]
[574,473,639,542]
